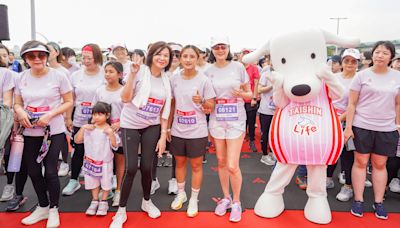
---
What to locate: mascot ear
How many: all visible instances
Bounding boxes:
[322,30,360,48]
[242,41,270,64]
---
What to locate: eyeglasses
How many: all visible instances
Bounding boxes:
[25,52,47,61]
[212,44,228,51]
[342,59,358,65]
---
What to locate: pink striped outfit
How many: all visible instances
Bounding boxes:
[269,83,343,165]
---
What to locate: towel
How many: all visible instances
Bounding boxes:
[132,66,171,120]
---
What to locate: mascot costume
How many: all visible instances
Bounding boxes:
[243,29,359,224]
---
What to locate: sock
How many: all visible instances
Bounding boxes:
[177,182,185,193]
[190,188,200,201]
[117,207,126,213]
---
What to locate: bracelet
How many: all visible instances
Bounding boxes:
[396,125,400,129]
[161,129,171,133]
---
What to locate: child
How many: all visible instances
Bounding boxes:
[74,101,119,216]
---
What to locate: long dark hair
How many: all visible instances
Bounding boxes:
[91,101,112,125]
[104,61,124,85]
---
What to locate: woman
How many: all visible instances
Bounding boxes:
[0,44,15,202]
[60,47,80,76]
[327,48,360,201]
[14,40,73,227]
[168,45,215,217]
[63,44,105,196]
[205,37,252,222]
[110,41,172,227]
[344,41,400,220]
[47,41,71,177]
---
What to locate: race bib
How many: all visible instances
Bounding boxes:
[215,98,238,121]
[136,97,164,120]
[268,96,276,110]
[177,110,197,125]
[110,118,120,124]
[26,106,50,119]
[80,102,92,116]
[83,155,103,177]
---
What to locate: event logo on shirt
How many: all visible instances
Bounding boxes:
[293,116,317,136]
[288,105,322,116]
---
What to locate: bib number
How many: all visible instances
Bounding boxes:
[215,98,238,121]
[83,155,103,177]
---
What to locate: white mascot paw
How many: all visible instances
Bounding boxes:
[304,197,332,224]
[267,71,284,89]
[254,192,285,218]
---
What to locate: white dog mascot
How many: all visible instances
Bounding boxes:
[243,29,359,224]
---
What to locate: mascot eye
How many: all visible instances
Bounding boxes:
[281,58,286,64]
[311,53,316,59]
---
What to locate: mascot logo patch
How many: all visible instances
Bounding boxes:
[293,116,317,136]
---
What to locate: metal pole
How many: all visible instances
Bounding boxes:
[31,0,36,40]
[330,17,347,54]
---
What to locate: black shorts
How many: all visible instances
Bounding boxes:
[170,136,208,158]
[113,147,124,154]
[353,126,399,157]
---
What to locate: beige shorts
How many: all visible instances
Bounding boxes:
[210,126,245,139]
[84,161,113,191]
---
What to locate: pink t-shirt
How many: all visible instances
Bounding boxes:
[258,71,275,115]
[244,64,260,103]
[71,69,105,127]
[120,70,167,129]
[14,68,72,136]
[205,61,249,131]
[332,73,353,115]
[269,83,343,165]
[0,68,15,104]
[170,71,216,139]
[350,68,400,132]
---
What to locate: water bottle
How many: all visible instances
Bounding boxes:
[8,134,24,172]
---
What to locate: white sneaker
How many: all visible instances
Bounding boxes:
[21,206,49,225]
[58,152,63,161]
[96,201,109,216]
[389,178,400,193]
[86,201,99,216]
[62,179,81,196]
[365,178,372,188]
[112,175,117,190]
[58,162,69,177]
[110,210,127,228]
[336,185,354,202]
[186,198,198,217]
[112,191,121,207]
[47,207,60,228]
[168,178,178,195]
[171,192,187,210]
[150,178,160,195]
[141,198,161,218]
[0,184,15,201]
[260,154,275,165]
[338,171,346,185]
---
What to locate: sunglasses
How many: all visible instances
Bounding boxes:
[172,51,180,58]
[212,44,228,51]
[25,52,47,61]
[342,59,358,65]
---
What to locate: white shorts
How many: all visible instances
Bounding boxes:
[84,161,113,191]
[209,125,245,139]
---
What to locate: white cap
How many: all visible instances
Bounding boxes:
[20,45,49,56]
[112,43,127,52]
[210,36,230,47]
[341,48,360,60]
[170,44,182,52]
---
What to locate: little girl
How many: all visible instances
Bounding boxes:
[74,101,119,216]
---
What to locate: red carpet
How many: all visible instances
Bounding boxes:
[1,210,399,228]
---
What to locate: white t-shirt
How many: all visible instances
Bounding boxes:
[0,68,15,104]
[84,128,119,164]
[170,71,216,139]
[93,85,123,124]
[120,70,167,129]
[67,64,80,76]
[205,61,249,130]
[350,68,400,131]
[14,68,72,136]
[258,71,275,115]
[71,69,105,127]
[332,73,353,114]
[196,63,211,74]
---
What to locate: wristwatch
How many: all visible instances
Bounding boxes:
[252,97,257,101]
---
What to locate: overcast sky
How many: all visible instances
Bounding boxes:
[0,0,399,52]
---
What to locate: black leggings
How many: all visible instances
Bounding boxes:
[259,114,273,156]
[245,103,258,141]
[23,133,65,208]
[387,156,400,185]
[3,136,15,185]
[60,134,69,163]
[71,126,84,180]
[119,125,160,207]
[327,147,354,185]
